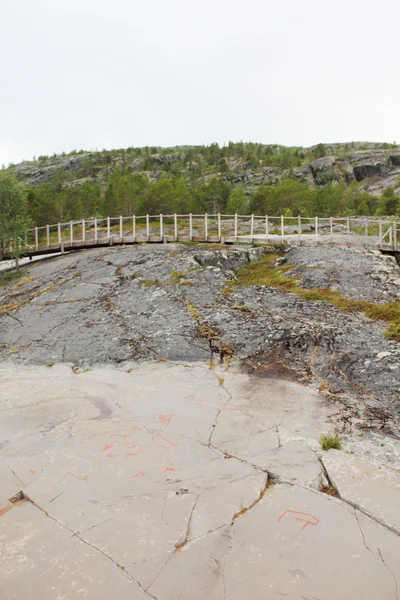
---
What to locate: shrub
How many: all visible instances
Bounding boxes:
[320,432,341,451]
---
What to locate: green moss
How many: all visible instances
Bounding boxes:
[0,270,28,286]
[140,278,195,287]
[233,305,251,312]
[140,279,159,286]
[169,268,185,283]
[233,252,400,342]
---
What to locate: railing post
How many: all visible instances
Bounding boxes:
[46,225,50,248]
[298,215,301,243]
[204,213,208,241]
[82,219,85,243]
[174,214,178,241]
[132,215,136,240]
[250,214,254,240]
[281,215,284,243]
[146,215,150,241]
[330,216,333,237]
[120,215,123,240]
[35,227,38,251]
[265,215,269,241]
[57,223,61,245]
[94,218,98,243]
[315,216,318,245]
[234,214,238,241]
[159,214,163,239]
[346,217,350,235]
[107,217,110,240]
[394,221,397,248]
[70,221,73,244]
[379,220,382,246]
[364,220,368,247]
[189,213,193,241]
[217,213,221,241]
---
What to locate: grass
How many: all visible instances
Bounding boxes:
[183,300,234,361]
[231,252,400,342]
[169,268,185,283]
[320,432,342,451]
[0,270,29,286]
[0,278,64,316]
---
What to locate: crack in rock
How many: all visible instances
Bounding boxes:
[18,492,157,599]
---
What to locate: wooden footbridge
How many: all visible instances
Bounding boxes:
[3,214,400,260]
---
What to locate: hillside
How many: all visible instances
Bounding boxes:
[7,142,400,226]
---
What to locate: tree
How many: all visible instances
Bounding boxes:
[0,170,29,267]
[226,186,248,214]
[376,187,399,216]
[314,143,326,159]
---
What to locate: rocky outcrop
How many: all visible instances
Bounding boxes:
[14,153,103,185]
[1,244,399,430]
[10,144,400,196]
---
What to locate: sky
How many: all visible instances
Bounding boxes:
[1,0,399,165]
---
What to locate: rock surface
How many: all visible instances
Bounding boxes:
[12,145,400,196]
[1,244,399,427]
[0,362,399,600]
[1,244,400,599]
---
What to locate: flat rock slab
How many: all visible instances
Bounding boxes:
[322,450,400,533]
[1,362,400,599]
[226,484,400,600]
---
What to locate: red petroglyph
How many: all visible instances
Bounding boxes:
[106,454,117,458]
[29,469,36,475]
[183,394,227,411]
[153,414,177,426]
[58,472,88,483]
[278,510,319,531]
[124,442,139,449]
[164,467,183,473]
[101,442,117,452]
[152,433,179,450]
[110,427,140,440]
[126,451,144,458]
[129,472,146,479]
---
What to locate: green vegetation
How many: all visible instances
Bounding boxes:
[0,270,29,286]
[183,300,234,361]
[231,252,400,342]
[3,142,399,229]
[169,268,185,283]
[0,171,29,264]
[139,277,195,287]
[320,432,342,451]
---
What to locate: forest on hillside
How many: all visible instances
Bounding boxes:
[4,142,400,227]
[25,171,400,227]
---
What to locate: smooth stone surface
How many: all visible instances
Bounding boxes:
[1,362,400,599]
[225,484,399,600]
[322,450,400,533]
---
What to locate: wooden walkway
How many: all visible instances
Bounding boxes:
[4,214,400,259]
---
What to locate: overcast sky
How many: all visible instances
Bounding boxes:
[1,0,399,165]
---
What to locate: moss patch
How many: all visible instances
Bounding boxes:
[231,252,400,342]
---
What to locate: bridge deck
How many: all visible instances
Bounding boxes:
[2,214,399,260]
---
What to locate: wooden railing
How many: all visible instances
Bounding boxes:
[3,214,400,258]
